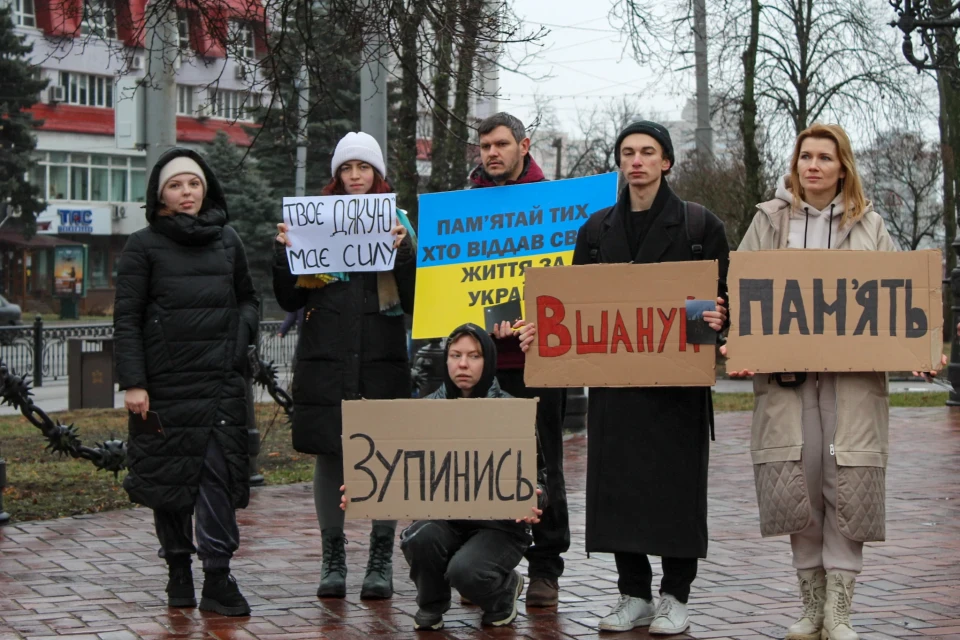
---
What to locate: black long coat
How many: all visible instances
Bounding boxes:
[272,237,416,455]
[114,148,260,513]
[572,182,729,558]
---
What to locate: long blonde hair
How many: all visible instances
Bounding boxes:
[786,123,867,228]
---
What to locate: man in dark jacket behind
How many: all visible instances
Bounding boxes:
[522,122,729,635]
[398,323,545,631]
[467,112,570,608]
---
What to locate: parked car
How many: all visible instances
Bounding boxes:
[0,295,22,326]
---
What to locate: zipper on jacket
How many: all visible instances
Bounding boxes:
[832,375,840,459]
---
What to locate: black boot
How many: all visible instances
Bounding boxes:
[318,528,347,598]
[165,559,196,608]
[360,524,394,600]
[199,569,251,617]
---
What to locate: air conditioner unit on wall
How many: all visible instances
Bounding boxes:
[128,54,144,71]
[111,204,127,220]
[48,86,65,104]
[234,64,247,80]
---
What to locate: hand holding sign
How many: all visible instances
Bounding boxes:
[276,222,291,247]
[516,488,543,524]
[702,297,727,332]
[718,345,754,378]
[912,353,948,382]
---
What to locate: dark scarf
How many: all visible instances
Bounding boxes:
[151,209,226,246]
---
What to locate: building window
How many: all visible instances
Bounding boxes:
[206,89,259,122]
[31,152,147,203]
[230,21,255,59]
[177,9,190,50]
[177,85,194,116]
[80,0,116,39]
[90,246,108,288]
[8,0,36,27]
[58,72,114,108]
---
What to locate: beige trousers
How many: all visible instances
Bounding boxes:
[790,373,864,574]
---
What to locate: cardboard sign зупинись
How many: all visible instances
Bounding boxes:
[341,398,538,521]
[726,249,943,373]
[522,261,720,388]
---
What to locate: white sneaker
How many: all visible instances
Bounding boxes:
[649,593,690,635]
[598,594,656,632]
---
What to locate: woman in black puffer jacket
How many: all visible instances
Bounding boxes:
[114,148,259,617]
[273,132,416,601]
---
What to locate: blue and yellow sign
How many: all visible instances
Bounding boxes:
[412,173,619,339]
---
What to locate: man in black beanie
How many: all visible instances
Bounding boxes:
[521,120,730,635]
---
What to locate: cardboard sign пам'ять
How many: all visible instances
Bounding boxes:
[726,249,943,373]
[522,261,720,388]
[342,398,538,521]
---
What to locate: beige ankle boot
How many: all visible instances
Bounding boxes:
[785,568,826,640]
[821,571,858,640]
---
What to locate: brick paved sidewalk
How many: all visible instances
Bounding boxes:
[1,408,958,640]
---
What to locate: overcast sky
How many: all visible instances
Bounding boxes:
[497,0,693,135]
[497,0,940,149]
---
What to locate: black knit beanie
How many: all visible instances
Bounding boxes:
[614,120,675,168]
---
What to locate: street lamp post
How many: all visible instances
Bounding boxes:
[890,1,960,401]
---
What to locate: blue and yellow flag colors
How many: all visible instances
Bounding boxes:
[413,173,619,339]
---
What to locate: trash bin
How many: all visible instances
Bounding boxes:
[68,338,115,409]
[59,296,80,320]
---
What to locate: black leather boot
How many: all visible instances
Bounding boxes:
[199,569,250,617]
[165,559,196,608]
[318,528,347,598]
[360,524,394,600]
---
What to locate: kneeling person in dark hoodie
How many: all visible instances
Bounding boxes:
[340,324,546,631]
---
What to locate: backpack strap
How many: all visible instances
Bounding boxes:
[684,201,706,260]
[585,208,612,263]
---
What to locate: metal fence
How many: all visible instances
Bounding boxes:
[0,316,298,386]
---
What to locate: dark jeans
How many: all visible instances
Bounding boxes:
[400,520,529,615]
[496,370,570,580]
[615,553,698,604]
[153,438,240,570]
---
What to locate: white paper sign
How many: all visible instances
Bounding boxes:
[281,194,398,275]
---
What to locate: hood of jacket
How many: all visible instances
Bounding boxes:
[146,147,228,223]
[756,175,872,249]
[441,323,499,398]
[768,174,847,220]
[469,154,546,188]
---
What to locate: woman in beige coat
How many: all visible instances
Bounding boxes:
[728,124,896,640]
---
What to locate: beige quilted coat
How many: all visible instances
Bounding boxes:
[737,197,896,543]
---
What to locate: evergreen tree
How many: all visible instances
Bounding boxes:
[206,131,277,291]
[250,10,360,201]
[0,7,48,236]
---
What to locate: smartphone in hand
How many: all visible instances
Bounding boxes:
[130,410,164,436]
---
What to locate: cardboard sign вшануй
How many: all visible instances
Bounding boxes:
[522,261,720,388]
[726,249,943,373]
[281,193,397,275]
[341,398,538,521]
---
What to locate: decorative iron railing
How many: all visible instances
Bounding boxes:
[0,316,298,386]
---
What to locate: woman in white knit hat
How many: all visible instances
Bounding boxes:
[114,148,260,617]
[274,132,417,600]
